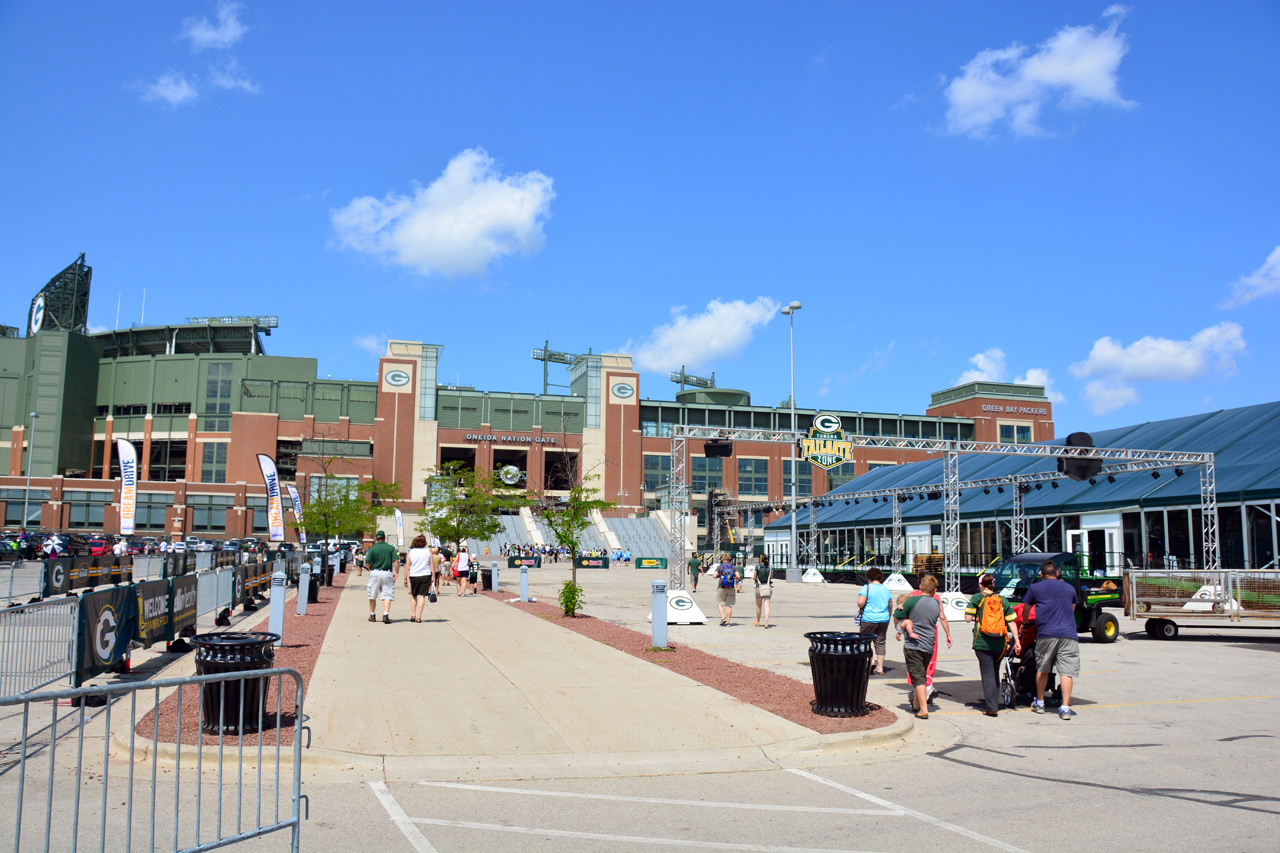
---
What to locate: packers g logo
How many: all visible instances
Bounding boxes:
[95,605,118,663]
[51,563,65,590]
[385,369,411,387]
[813,413,842,433]
[670,595,694,611]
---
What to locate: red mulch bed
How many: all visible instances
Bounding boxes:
[136,571,349,747]
[484,588,896,735]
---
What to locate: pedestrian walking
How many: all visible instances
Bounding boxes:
[364,531,401,624]
[429,545,443,594]
[965,573,1021,717]
[712,554,738,626]
[1022,560,1080,719]
[467,551,480,594]
[405,534,433,622]
[893,575,952,719]
[753,554,773,628]
[452,545,469,596]
[688,552,703,592]
[857,567,893,675]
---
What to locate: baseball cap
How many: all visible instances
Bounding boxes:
[375,531,386,541]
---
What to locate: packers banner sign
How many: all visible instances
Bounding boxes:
[800,413,856,471]
[77,586,136,686]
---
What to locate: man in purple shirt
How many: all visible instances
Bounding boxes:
[1022,560,1080,719]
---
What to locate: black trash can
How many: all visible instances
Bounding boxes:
[804,631,875,717]
[306,567,320,603]
[191,632,280,734]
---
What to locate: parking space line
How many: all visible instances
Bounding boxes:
[416,780,901,815]
[788,769,1030,853]
[405,817,890,852]
[369,781,439,853]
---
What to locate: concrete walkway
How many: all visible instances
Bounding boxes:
[301,571,916,781]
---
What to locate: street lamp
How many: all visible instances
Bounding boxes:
[780,301,801,573]
[21,412,39,536]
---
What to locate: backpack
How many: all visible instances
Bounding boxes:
[718,565,736,588]
[978,594,1008,638]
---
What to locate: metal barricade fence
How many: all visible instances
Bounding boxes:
[1,562,47,607]
[195,567,238,618]
[0,599,78,696]
[0,667,306,853]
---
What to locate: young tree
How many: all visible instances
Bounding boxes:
[532,469,615,615]
[417,461,527,552]
[293,476,402,546]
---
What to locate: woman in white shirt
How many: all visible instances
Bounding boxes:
[453,546,469,597]
[405,535,433,622]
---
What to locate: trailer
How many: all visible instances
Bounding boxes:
[1124,567,1280,639]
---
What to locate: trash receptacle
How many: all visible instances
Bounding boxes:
[804,631,875,717]
[191,632,280,734]
[480,568,493,591]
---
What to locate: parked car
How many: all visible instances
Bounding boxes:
[87,536,111,557]
[221,539,241,552]
[241,537,263,551]
[194,539,217,553]
[41,533,93,557]
[123,538,146,556]
[170,540,187,553]
[275,542,297,553]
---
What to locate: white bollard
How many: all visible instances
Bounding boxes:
[651,579,668,648]
[297,561,311,616]
[268,570,287,646]
[520,564,529,601]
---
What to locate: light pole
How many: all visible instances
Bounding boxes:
[780,302,801,575]
[21,412,39,536]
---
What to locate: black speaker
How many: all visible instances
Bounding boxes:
[703,440,734,458]
[1058,432,1103,482]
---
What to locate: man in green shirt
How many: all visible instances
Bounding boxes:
[364,531,402,624]
[965,573,1021,716]
[688,553,702,592]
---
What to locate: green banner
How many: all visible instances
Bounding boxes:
[635,557,668,570]
[77,586,136,686]
[170,574,198,638]
[574,556,610,569]
[43,558,72,597]
[507,556,542,569]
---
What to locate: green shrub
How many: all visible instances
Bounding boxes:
[558,580,584,616]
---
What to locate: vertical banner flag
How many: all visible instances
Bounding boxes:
[285,483,306,544]
[394,508,404,547]
[116,439,138,536]
[255,454,286,542]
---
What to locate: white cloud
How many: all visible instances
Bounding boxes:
[944,8,1134,138]
[1084,378,1140,415]
[182,2,248,52]
[331,148,555,278]
[627,298,779,374]
[1070,322,1246,382]
[209,59,260,94]
[819,344,895,398]
[87,323,110,334]
[1014,367,1066,405]
[142,72,199,107]
[956,348,1007,383]
[1220,245,1280,308]
[353,334,389,358]
[1070,322,1247,415]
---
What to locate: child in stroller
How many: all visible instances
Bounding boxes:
[1000,602,1061,709]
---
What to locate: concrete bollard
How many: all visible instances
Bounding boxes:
[521,564,529,601]
[268,569,287,646]
[297,562,311,616]
[651,579,668,648]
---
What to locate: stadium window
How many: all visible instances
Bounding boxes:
[691,457,723,493]
[200,443,228,484]
[827,462,859,489]
[783,460,812,497]
[737,458,769,495]
[643,454,670,491]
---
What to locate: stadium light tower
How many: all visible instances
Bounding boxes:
[781,301,801,572]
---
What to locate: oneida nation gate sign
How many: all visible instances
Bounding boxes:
[799,413,856,471]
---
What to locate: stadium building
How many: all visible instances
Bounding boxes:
[4,254,1075,553]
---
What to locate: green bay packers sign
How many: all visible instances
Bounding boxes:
[800,412,856,471]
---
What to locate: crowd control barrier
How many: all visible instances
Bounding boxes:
[0,667,306,853]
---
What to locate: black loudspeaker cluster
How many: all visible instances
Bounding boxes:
[703,440,734,458]
[1058,432,1104,482]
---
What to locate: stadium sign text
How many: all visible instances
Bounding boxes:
[465,433,558,445]
[981,404,1049,414]
[799,413,854,471]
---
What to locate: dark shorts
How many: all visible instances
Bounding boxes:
[904,648,932,687]
[410,575,433,597]
[861,621,889,657]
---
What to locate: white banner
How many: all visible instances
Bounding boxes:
[255,454,286,542]
[285,483,306,544]
[116,439,138,536]
[394,508,404,547]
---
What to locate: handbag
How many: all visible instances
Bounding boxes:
[428,582,438,604]
[758,583,772,599]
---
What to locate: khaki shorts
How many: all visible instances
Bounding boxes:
[715,586,736,606]
[1035,636,1080,678]
[367,570,395,601]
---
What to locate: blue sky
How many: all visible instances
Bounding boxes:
[2,2,1277,431]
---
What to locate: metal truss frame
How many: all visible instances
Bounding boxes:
[670,423,1219,593]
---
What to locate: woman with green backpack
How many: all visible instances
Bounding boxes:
[965,573,1022,717]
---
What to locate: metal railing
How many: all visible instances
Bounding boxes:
[0,562,47,607]
[1127,567,1280,623]
[196,567,238,618]
[0,667,306,853]
[0,598,78,695]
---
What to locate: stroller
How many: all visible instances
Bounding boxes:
[999,602,1060,709]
